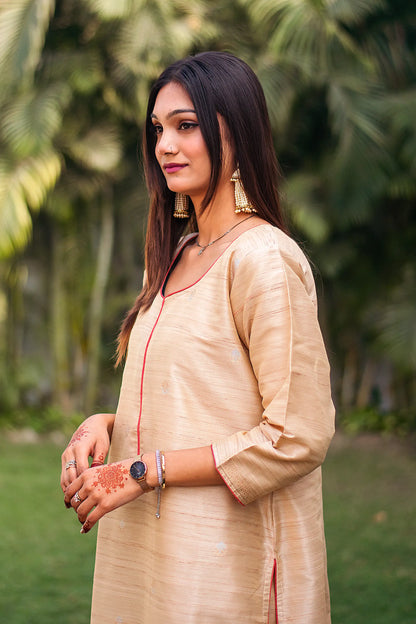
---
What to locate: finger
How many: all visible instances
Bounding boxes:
[64,475,83,507]
[76,495,97,524]
[61,450,72,490]
[74,448,90,476]
[91,448,106,468]
[80,506,103,534]
[61,457,78,491]
[71,489,86,511]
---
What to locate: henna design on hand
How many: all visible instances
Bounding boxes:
[92,464,129,494]
[91,452,105,467]
[68,424,89,447]
[81,519,92,534]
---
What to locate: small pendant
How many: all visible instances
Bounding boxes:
[198,248,205,256]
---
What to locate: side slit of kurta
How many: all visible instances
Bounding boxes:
[268,559,278,624]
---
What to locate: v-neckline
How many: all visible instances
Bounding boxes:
[160,224,269,299]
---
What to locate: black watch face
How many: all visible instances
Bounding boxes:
[130,460,146,480]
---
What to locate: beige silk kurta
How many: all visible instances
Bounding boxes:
[91,224,335,624]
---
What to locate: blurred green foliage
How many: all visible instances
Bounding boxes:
[0,405,84,435]
[0,0,415,431]
[340,407,416,437]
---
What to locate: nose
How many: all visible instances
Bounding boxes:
[156,131,178,156]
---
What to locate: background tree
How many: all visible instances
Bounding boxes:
[0,0,415,431]
[241,0,416,424]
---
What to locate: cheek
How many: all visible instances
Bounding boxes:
[155,144,166,171]
[192,139,211,169]
[154,137,162,159]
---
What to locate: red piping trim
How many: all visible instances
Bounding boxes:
[160,224,266,299]
[268,559,278,624]
[274,558,278,624]
[138,225,266,454]
[210,445,245,506]
[160,234,197,298]
[137,235,198,452]
[137,298,165,454]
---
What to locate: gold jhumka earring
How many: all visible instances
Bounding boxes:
[173,193,190,219]
[231,168,257,214]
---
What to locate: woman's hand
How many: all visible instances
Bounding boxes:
[64,458,144,534]
[60,413,115,493]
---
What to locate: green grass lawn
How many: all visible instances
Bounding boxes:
[324,435,416,624]
[0,440,96,624]
[0,434,415,623]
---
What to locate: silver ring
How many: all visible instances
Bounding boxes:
[65,459,77,470]
[73,492,82,504]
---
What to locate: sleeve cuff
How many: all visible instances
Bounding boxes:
[210,444,245,505]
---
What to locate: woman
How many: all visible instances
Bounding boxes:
[61,51,335,624]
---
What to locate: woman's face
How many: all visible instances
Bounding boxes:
[151,82,219,204]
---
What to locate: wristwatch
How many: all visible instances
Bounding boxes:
[129,457,154,493]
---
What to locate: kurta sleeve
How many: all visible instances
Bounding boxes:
[211,243,335,505]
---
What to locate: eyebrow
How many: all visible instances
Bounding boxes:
[151,108,197,120]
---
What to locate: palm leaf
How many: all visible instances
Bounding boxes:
[65,126,122,172]
[325,81,393,224]
[252,56,301,135]
[284,172,330,243]
[245,0,376,78]
[328,0,386,24]
[0,150,61,257]
[373,267,416,371]
[1,84,71,157]
[328,81,386,147]
[0,0,55,95]
[82,0,138,19]
[41,49,104,95]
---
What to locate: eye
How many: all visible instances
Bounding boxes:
[179,121,199,131]
[152,123,163,135]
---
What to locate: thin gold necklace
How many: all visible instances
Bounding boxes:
[196,215,254,256]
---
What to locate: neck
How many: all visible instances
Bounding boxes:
[191,184,243,245]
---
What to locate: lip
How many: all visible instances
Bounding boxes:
[163,163,187,173]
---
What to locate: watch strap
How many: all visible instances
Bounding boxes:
[137,478,153,493]
[137,455,153,492]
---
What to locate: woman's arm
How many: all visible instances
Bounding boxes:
[63,240,334,529]
[142,446,223,487]
[64,445,225,534]
[212,244,335,504]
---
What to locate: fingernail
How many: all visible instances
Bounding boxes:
[65,501,71,509]
[80,525,90,534]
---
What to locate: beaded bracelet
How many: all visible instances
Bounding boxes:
[161,451,166,489]
[155,450,165,518]
[155,450,163,486]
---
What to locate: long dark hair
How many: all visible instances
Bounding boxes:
[116,51,287,364]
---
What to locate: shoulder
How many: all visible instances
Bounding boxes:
[228,224,316,300]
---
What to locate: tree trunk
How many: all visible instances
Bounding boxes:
[340,346,358,410]
[84,191,114,415]
[50,222,71,412]
[3,261,25,410]
[356,358,375,408]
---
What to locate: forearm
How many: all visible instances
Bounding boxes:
[64,446,226,535]
[142,446,224,489]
